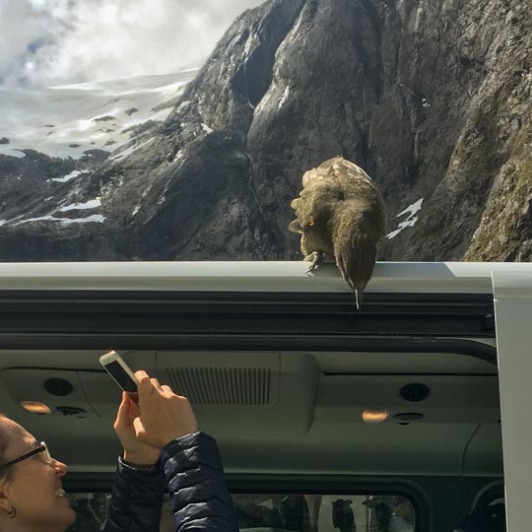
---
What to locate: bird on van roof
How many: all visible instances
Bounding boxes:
[289,156,386,310]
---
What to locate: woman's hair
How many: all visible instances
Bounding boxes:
[0,414,13,481]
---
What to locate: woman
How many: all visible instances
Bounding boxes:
[0,370,238,532]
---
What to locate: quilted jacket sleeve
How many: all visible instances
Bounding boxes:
[104,457,165,532]
[161,431,239,532]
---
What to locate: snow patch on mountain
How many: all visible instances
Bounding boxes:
[12,214,106,226]
[386,198,424,239]
[59,198,101,212]
[110,137,156,161]
[50,170,82,183]
[0,70,197,160]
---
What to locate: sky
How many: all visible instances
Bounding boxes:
[0,0,265,88]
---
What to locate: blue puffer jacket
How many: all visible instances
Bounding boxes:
[104,432,238,532]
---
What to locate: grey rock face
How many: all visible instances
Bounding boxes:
[1,0,531,262]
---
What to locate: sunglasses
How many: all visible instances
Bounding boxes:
[0,442,52,472]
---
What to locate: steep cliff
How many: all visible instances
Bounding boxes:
[0,0,531,262]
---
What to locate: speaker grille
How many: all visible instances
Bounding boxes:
[166,367,272,405]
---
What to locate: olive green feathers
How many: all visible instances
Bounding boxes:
[289,157,386,309]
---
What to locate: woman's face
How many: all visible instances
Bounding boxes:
[0,417,76,531]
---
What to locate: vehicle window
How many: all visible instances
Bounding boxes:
[66,493,110,531]
[233,494,415,532]
[66,492,417,532]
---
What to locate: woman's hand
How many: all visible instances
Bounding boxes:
[113,392,161,465]
[133,370,198,448]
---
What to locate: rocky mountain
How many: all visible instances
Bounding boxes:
[1,0,531,262]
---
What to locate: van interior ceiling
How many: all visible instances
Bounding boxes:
[0,261,529,531]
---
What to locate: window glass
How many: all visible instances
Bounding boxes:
[66,493,110,531]
[66,492,416,532]
[233,494,415,532]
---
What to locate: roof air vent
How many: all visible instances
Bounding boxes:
[166,366,272,406]
[44,378,74,397]
[400,383,430,402]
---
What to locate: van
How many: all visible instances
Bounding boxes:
[0,260,527,531]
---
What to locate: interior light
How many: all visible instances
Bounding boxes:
[362,409,389,423]
[20,401,52,415]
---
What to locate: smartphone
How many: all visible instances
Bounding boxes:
[99,350,139,403]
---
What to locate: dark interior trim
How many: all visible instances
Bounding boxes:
[0,292,494,335]
[0,336,496,367]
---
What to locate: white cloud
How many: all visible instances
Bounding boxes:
[0,0,265,87]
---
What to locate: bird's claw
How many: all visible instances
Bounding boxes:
[306,262,320,273]
[305,252,323,272]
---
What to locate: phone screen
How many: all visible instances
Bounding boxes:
[105,360,138,393]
